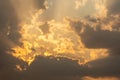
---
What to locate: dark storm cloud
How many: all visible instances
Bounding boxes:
[24,56,84,80]
[17,56,120,79]
[85,56,120,77]
[0,55,85,80]
[0,53,27,80]
[69,15,120,55]
[0,55,120,80]
[80,26,120,49]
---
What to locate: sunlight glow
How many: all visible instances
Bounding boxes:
[10,0,108,68]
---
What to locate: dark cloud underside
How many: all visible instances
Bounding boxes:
[0,0,120,80]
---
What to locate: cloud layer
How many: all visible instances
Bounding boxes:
[0,0,120,80]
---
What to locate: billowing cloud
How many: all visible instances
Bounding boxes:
[75,0,88,9]
[0,0,120,80]
[70,15,120,55]
[67,0,120,78]
[1,55,120,80]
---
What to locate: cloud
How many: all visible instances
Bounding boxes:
[24,56,83,80]
[67,1,120,78]
[0,0,21,44]
[80,26,120,49]
[0,54,120,80]
[107,0,120,15]
[82,76,120,80]
[0,0,120,80]
[11,56,120,79]
[75,0,88,9]
[39,22,50,34]
[68,1,120,77]
[69,15,120,55]
[84,56,120,77]
[0,0,47,55]
[0,55,84,80]
[34,0,47,10]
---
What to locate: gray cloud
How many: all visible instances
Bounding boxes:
[107,0,120,15]
[85,56,120,77]
[80,27,120,49]
[69,15,120,55]
[0,0,120,80]
[0,0,21,44]
[24,56,83,80]
[17,56,120,79]
[0,54,120,80]
[35,0,47,10]
[67,3,120,78]
[68,2,120,77]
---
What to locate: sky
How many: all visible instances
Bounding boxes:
[0,0,120,80]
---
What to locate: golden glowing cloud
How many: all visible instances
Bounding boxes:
[10,0,108,70]
[94,0,107,18]
[75,0,88,9]
[82,76,119,80]
[12,11,108,66]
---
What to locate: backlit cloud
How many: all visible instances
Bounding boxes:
[0,0,120,80]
